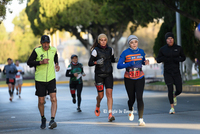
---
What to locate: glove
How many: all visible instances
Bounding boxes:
[96,58,104,65]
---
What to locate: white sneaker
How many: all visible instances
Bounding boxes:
[169,108,175,114]
[138,118,145,126]
[128,111,134,121]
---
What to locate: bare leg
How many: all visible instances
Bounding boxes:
[96,92,104,107]
[19,84,22,94]
[106,88,113,112]
[50,93,57,117]
[38,97,45,116]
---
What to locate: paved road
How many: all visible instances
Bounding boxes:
[0,84,200,134]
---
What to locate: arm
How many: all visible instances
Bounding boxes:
[3,67,6,75]
[27,49,40,67]
[54,52,59,65]
[173,47,186,62]
[10,66,18,74]
[156,49,168,63]
[88,49,97,66]
[117,53,132,69]
[65,65,74,77]
[65,69,75,77]
[20,67,25,75]
[111,55,115,63]
[88,55,96,66]
[111,48,116,63]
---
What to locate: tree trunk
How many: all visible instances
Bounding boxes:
[183,57,193,80]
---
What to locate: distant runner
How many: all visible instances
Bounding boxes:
[3,58,18,102]
[66,54,86,112]
[15,60,24,98]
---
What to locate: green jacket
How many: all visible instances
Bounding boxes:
[27,46,58,82]
[65,63,84,84]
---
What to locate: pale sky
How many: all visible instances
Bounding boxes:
[3,0,27,32]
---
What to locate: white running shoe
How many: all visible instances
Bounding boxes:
[128,111,134,121]
[169,108,175,114]
[138,118,145,126]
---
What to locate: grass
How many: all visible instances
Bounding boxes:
[148,78,200,85]
[0,79,35,85]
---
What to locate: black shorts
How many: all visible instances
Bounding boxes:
[164,72,182,85]
[70,83,83,90]
[35,79,56,97]
[6,78,15,85]
[95,74,113,89]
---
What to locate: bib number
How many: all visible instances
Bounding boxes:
[129,71,140,78]
[9,79,14,83]
[16,75,20,78]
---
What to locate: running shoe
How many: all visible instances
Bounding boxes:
[72,98,76,104]
[19,95,21,99]
[169,108,175,114]
[138,118,145,126]
[95,106,100,116]
[9,97,12,102]
[108,113,115,122]
[173,97,177,106]
[128,111,134,121]
[48,120,57,129]
[77,107,82,112]
[40,118,46,129]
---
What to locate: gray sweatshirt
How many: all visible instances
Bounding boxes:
[3,64,18,79]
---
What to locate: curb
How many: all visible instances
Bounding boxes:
[0,81,69,88]
[144,84,200,92]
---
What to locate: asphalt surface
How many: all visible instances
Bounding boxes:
[0,84,200,134]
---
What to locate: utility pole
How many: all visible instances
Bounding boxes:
[176,1,184,80]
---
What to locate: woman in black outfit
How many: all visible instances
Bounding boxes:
[88,33,117,122]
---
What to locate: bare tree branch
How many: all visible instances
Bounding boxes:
[160,0,200,23]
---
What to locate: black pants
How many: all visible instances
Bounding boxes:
[164,73,182,104]
[70,83,83,107]
[124,77,145,118]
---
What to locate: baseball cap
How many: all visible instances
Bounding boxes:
[41,35,50,43]
[71,54,78,59]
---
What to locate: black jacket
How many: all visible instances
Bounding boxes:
[88,44,115,74]
[156,43,186,74]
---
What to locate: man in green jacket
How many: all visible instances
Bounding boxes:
[27,35,60,129]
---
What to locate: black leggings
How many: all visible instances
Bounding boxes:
[164,73,182,104]
[124,77,145,118]
[70,83,83,107]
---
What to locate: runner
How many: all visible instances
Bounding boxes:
[27,35,60,129]
[88,33,118,122]
[156,32,186,114]
[3,58,18,102]
[15,60,24,98]
[117,35,149,126]
[66,54,86,112]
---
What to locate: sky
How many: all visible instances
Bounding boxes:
[3,0,27,32]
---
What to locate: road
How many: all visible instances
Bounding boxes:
[0,84,200,134]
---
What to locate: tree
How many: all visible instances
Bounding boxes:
[0,22,8,40]
[26,0,143,57]
[10,9,39,62]
[0,0,24,24]
[0,40,17,63]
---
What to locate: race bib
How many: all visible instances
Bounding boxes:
[16,75,20,78]
[9,79,14,83]
[129,71,140,78]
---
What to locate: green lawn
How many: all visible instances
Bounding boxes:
[0,79,35,85]
[148,78,200,85]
